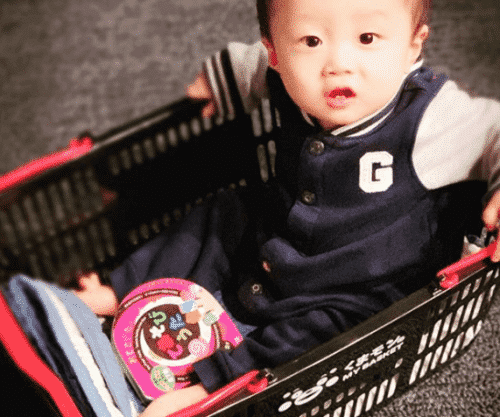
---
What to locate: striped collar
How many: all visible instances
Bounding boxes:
[302,60,424,137]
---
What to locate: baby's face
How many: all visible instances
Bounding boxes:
[264,0,427,130]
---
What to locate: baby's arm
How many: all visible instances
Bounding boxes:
[186,41,269,118]
[413,79,500,262]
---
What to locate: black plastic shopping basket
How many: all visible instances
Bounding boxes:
[0,97,498,417]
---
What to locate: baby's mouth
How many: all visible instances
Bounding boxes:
[328,88,355,98]
[325,88,356,109]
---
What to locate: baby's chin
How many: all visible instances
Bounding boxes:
[316,105,386,132]
[317,115,361,131]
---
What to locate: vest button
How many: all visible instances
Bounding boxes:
[309,140,325,155]
[301,190,315,204]
[251,283,263,295]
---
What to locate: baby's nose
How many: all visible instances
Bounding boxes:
[322,42,355,75]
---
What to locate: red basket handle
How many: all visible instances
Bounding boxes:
[0,137,93,193]
[167,370,269,417]
[437,241,497,289]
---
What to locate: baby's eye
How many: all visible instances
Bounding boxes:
[359,33,375,45]
[302,36,322,48]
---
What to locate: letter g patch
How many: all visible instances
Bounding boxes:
[359,151,393,193]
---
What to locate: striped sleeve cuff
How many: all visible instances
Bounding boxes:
[203,49,244,120]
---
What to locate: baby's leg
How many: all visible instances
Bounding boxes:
[72,272,119,316]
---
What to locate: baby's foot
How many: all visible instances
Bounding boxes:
[72,272,119,316]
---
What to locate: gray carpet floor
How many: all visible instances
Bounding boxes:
[1,0,499,415]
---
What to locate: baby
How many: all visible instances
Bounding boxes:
[76,0,500,414]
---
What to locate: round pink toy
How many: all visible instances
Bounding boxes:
[112,278,244,402]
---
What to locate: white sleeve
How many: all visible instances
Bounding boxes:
[202,41,269,118]
[413,80,500,199]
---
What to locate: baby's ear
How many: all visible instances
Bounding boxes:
[409,24,429,64]
[262,37,279,70]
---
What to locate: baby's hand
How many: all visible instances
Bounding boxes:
[139,383,208,417]
[72,272,119,316]
[186,72,216,118]
[482,189,500,262]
